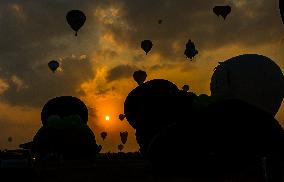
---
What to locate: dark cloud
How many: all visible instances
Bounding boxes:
[104,0,282,59]
[1,56,94,107]
[0,1,100,107]
[106,64,138,82]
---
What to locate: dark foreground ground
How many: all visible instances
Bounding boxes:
[0,154,282,182]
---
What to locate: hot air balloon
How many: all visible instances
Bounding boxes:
[101,131,107,141]
[182,85,189,92]
[184,39,198,60]
[8,137,12,142]
[48,60,59,73]
[211,54,284,116]
[120,131,128,144]
[66,10,86,36]
[280,0,284,24]
[141,40,153,55]
[133,70,147,85]
[213,5,231,19]
[118,144,124,151]
[119,114,126,121]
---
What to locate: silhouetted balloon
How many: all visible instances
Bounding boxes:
[141,40,153,55]
[41,96,88,125]
[184,40,198,60]
[280,0,284,24]
[8,137,12,142]
[211,54,284,116]
[133,70,147,85]
[182,85,189,92]
[118,144,124,151]
[66,10,86,36]
[34,96,100,159]
[100,131,107,141]
[213,5,231,19]
[124,79,197,154]
[119,114,125,121]
[120,131,128,144]
[158,19,163,24]
[48,60,59,73]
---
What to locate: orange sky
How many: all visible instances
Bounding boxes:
[0,0,284,152]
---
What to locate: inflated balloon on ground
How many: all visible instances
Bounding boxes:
[211,54,284,116]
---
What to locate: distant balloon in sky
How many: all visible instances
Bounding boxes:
[120,131,128,144]
[213,5,231,19]
[118,144,124,151]
[184,39,198,60]
[66,10,86,36]
[8,137,12,142]
[119,114,126,121]
[182,85,189,92]
[48,60,59,73]
[280,0,284,24]
[158,19,163,24]
[211,54,284,116]
[100,131,107,141]
[133,70,147,85]
[141,40,153,55]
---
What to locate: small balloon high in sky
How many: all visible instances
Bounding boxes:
[213,5,231,19]
[141,40,153,55]
[66,10,86,36]
[184,40,198,60]
[48,60,59,73]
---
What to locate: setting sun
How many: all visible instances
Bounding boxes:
[105,115,110,121]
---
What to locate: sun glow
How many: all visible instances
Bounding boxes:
[105,115,110,121]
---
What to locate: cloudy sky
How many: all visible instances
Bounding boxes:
[0,0,284,152]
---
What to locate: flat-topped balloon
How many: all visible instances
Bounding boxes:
[66,10,86,36]
[213,5,231,19]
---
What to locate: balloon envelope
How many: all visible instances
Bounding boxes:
[211,54,284,116]
[119,114,125,121]
[184,40,198,59]
[141,40,153,55]
[118,144,124,151]
[182,85,189,92]
[213,6,231,19]
[8,137,12,142]
[120,131,128,144]
[133,70,147,85]
[280,0,284,24]
[48,60,59,72]
[66,10,86,36]
[100,131,107,141]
